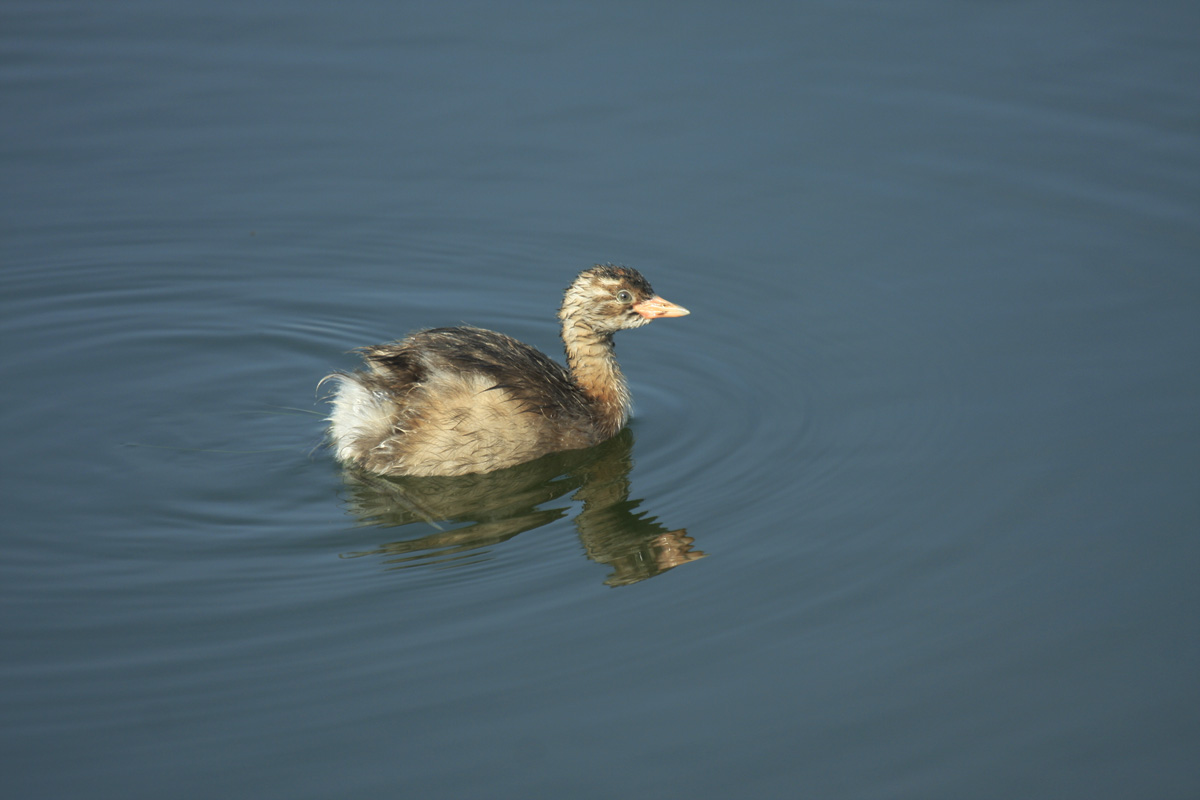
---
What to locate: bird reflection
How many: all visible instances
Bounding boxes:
[338,428,704,586]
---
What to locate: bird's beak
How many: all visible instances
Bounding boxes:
[632,296,690,319]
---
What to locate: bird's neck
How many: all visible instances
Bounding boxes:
[561,319,630,437]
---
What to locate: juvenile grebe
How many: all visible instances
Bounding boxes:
[321,265,689,476]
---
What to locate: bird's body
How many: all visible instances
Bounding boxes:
[321,265,688,477]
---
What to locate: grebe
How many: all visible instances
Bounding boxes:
[321,265,689,476]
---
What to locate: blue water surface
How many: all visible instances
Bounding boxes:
[3,2,1198,798]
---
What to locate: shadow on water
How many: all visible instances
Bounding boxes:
[337,429,704,586]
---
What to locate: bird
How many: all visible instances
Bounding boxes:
[320,265,689,477]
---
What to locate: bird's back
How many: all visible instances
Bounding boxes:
[325,326,598,476]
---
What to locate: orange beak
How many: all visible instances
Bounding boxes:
[632,295,690,320]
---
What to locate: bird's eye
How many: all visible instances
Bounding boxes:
[616,290,633,304]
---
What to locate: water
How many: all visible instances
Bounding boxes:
[3,2,1198,798]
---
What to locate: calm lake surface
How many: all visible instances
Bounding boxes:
[3,2,1198,798]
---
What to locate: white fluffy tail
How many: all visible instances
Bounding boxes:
[319,373,397,465]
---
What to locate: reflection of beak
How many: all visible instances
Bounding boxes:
[652,530,706,570]
[632,295,690,320]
